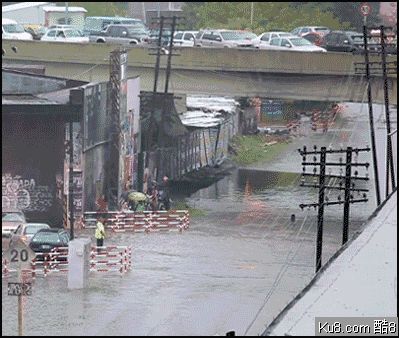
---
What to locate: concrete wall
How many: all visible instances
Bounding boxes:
[2,40,396,104]
[2,115,65,226]
[3,40,396,76]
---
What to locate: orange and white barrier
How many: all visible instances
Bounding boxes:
[90,246,132,274]
[83,210,190,233]
[2,245,132,277]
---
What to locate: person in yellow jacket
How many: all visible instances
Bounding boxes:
[95,217,106,248]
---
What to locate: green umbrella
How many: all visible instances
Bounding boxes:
[127,191,148,202]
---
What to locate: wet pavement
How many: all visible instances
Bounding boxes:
[2,102,396,336]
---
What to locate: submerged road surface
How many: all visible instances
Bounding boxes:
[2,102,393,336]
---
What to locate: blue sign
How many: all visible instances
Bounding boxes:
[261,100,283,118]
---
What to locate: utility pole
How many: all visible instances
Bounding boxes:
[68,121,74,240]
[362,25,380,206]
[354,25,397,202]
[379,26,396,196]
[250,2,254,26]
[65,2,69,25]
[164,15,177,94]
[299,146,370,272]
[153,16,164,93]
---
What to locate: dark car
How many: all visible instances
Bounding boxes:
[321,30,365,53]
[29,229,70,256]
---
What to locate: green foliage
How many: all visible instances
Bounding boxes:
[56,2,127,17]
[231,135,290,166]
[181,2,381,33]
[173,201,207,217]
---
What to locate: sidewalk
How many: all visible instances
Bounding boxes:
[262,190,397,336]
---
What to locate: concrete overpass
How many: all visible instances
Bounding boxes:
[2,40,397,104]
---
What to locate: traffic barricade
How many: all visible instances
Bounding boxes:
[83,210,190,233]
[90,245,132,274]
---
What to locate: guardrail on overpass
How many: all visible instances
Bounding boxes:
[2,40,397,103]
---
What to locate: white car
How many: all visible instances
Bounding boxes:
[173,31,198,47]
[266,36,327,52]
[252,31,294,49]
[41,28,89,43]
[2,18,33,40]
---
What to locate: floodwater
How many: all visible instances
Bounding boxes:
[2,169,372,336]
[2,102,391,336]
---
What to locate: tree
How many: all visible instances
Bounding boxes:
[186,2,344,33]
[56,2,127,17]
[327,2,381,31]
[180,2,206,30]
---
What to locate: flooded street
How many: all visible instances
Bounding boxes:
[2,102,394,336]
[2,172,371,336]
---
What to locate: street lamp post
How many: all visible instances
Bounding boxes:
[68,121,74,240]
[250,2,254,26]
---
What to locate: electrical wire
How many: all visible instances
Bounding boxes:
[243,52,370,335]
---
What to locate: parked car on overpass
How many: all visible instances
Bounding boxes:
[321,31,365,53]
[173,31,198,47]
[23,24,47,40]
[41,27,89,43]
[291,26,330,37]
[194,29,254,48]
[266,36,327,52]
[2,18,33,40]
[83,16,146,36]
[252,31,294,49]
[302,32,325,46]
[89,24,149,45]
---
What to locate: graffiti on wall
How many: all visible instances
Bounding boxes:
[2,174,53,212]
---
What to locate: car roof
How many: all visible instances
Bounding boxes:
[36,228,64,233]
[262,31,291,34]
[175,30,198,34]
[25,223,50,227]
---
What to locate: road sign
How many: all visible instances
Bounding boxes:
[7,283,32,296]
[4,239,36,275]
[360,3,371,16]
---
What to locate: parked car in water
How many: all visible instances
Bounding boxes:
[89,24,149,45]
[10,223,51,246]
[321,31,365,53]
[2,18,33,40]
[2,210,27,237]
[194,29,254,48]
[173,31,198,47]
[265,36,327,52]
[29,229,70,255]
[291,26,330,37]
[252,31,293,49]
[41,27,89,43]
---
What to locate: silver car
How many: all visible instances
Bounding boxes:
[266,36,327,52]
[195,29,254,48]
[10,223,51,246]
